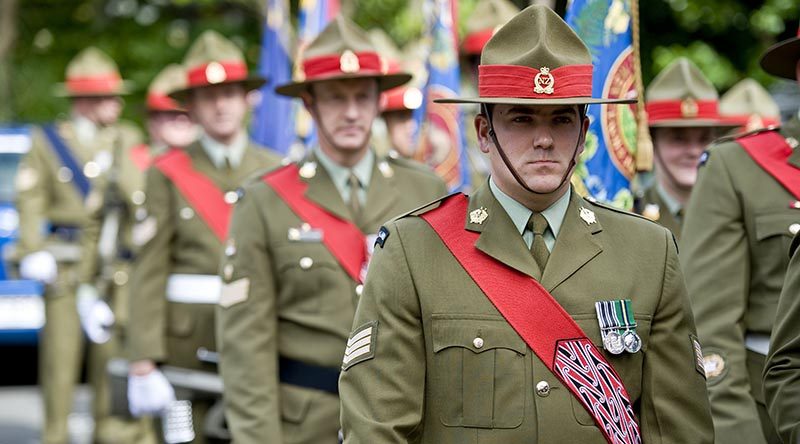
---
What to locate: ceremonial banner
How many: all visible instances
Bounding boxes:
[566,0,651,210]
[251,0,294,154]
[414,0,470,192]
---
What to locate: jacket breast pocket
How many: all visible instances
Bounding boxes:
[569,314,652,426]
[755,211,798,260]
[273,243,342,314]
[431,314,527,429]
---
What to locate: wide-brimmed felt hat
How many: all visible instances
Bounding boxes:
[146,64,187,113]
[369,29,423,113]
[275,15,411,98]
[760,24,800,80]
[436,5,635,106]
[719,78,780,129]
[53,47,133,98]
[461,0,520,56]
[645,57,737,128]
[169,30,265,101]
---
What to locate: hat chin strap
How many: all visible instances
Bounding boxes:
[308,101,372,156]
[482,103,584,196]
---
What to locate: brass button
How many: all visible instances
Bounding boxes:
[299,257,314,270]
[536,380,550,397]
[131,190,146,205]
[355,284,364,296]
[223,263,234,281]
[57,166,73,183]
[224,191,239,204]
[83,161,101,178]
[472,337,484,349]
[113,270,128,286]
[791,223,800,235]
[180,207,194,220]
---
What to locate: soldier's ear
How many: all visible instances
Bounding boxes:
[475,114,492,154]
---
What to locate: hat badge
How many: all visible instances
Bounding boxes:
[534,67,555,95]
[205,62,227,84]
[680,97,698,118]
[340,50,360,73]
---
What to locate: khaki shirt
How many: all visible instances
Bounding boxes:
[636,183,683,241]
[215,152,447,444]
[340,181,713,443]
[681,119,800,444]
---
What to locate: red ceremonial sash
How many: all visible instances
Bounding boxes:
[263,164,366,283]
[130,143,152,172]
[421,194,641,444]
[738,130,800,200]
[153,149,231,241]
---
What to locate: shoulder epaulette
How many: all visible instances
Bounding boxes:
[583,196,654,224]
[394,192,461,221]
[711,125,780,146]
[385,153,437,174]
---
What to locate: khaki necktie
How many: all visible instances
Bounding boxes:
[347,172,362,223]
[527,212,550,271]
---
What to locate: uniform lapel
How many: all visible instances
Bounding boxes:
[362,157,399,229]
[540,192,603,292]
[468,182,541,280]
[302,154,352,222]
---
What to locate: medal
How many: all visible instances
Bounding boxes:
[596,299,641,355]
[604,330,625,355]
[622,330,642,353]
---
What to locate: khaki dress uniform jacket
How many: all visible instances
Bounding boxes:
[763,233,800,444]
[680,119,800,444]
[635,185,682,241]
[339,181,713,444]
[15,120,142,444]
[215,152,447,444]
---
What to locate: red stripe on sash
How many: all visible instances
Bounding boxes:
[738,130,800,200]
[130,144,152,172]
[421,194,640,444]
[154,149,231,241]
[263,164,366,283]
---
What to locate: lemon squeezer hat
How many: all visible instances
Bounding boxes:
[369,29,423,113]
[146,64,188,113]
[53,46,132,97]
[462,0,520,56]
[719,78,781,129]
[169,30,265,101]
[436,5,636,106]
[645,57,736,128]
[275,15,412,98]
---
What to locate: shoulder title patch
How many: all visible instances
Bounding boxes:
[374,226,390,249]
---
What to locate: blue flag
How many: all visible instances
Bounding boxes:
[414,0,470,192]
[566,0,639,210]
[251,0,294,154]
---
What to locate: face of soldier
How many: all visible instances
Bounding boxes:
[383,110,416,157]
[652,126,715,192]
[306,78,380,163]
[476,104,587,204]
[187,83,248,144]
[147,111,197,148]
[72,96,123,127]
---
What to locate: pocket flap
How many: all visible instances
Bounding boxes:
[755,212,800,241]
[431,315,527,355]
[280,384,312,424]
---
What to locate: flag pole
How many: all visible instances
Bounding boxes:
[631,0,653,172]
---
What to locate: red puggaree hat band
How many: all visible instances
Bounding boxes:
[146,93,182,112]
[186,61,249,88]
[301,51,383,81]
[478,64,594,98]
[463,28,495,56]
[645,98,721,123]
[65,73,124,96]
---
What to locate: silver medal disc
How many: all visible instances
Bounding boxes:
[604,330,625,355]
[623,330,642,353]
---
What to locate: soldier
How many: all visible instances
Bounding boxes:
[125,31,280,442]
[215,16,447,444]
[75,63,195,444]
[763,233,800,444]
[719,78,782,133]
[680,24,800,444]
[339,6,712,443]
[14,47,142,444]
[379,43,423,159]
[636,58,735,239]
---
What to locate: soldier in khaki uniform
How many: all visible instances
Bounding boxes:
[215,16,447,444]
[339,6,712,443]
[763,232,800,444]
[719,78,782,133]
[125,31,280,442]
[635,58,735,239]
[14,47,142,444]
[680,27,800,444]
[75,63,195,444]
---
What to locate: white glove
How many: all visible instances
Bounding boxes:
[128,369,176,417]
[76,284,114,344]
[19,251,57,284]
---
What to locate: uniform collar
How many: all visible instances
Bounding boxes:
[200,130,248,169]
[313,145,374,193]
[489,176,570,238]
[655,182,682,217]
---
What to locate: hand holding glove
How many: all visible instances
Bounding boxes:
[128,367,176,417]
[76,284,115,344]
[19,251,57,284]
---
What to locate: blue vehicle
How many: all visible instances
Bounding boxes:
[0,126,45,345]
